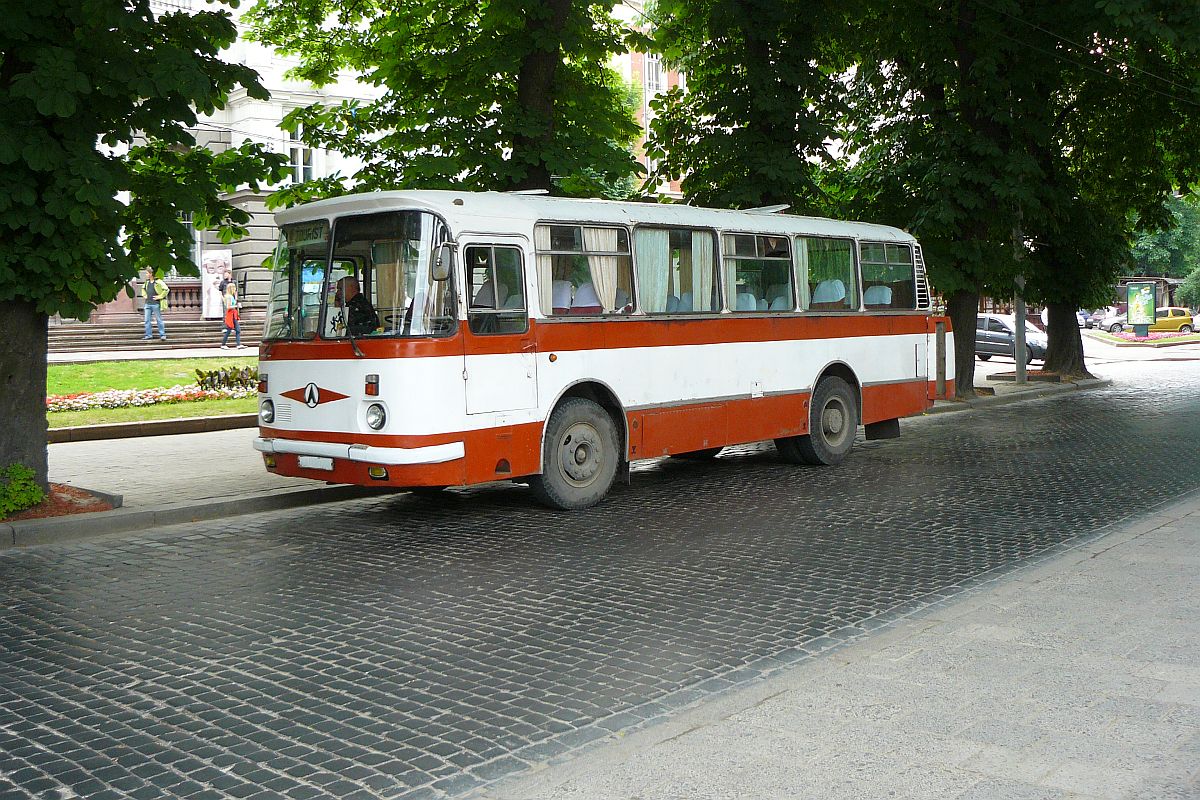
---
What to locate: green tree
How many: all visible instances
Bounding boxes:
[247,0,641,197]
[839,0,1048,394]
[841,0,1200,384]
[1130,193,1200,278]
[1177,267,1200,308]
[0,0,287,488]
[1017,1,1200,375]
[645,0,849,211]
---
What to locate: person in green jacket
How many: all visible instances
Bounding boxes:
[141,268,169,340]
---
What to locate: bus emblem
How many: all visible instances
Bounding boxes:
[281,383,349,408]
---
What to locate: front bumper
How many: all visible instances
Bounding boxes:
[253,437,464,465]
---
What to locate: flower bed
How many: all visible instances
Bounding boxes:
[1110,331,1197,342]
[47,384,256,413]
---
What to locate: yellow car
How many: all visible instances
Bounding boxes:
[1150,307,1195,333]
[1107,307,1195,334]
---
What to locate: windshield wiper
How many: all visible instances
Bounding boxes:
[347,330,365,358]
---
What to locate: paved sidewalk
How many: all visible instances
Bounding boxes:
[483,493,1200,800]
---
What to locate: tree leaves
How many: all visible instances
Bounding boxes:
[249,0,641,200]
[0,0,285,319]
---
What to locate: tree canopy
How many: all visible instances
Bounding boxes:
[247,0,642,199]
[647,0,1200,387]
[1,0,286,484]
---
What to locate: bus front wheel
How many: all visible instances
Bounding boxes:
[530,397,620,510]
[776,376,858,466]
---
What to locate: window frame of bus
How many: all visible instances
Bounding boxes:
[632,225,722,315]
[721,232,795,313]
[535,222,635,317]
[795,235,861,312]
[859,241,917,311]
[318,211,457,340]
[265,220,333,341]
[465,244,529,335]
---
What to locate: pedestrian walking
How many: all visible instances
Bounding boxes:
[220,283,245,349]
[141,268,168,340]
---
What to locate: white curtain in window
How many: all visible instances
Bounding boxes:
[635,229,670,312]
[691,231,714,311]
[795,238,811,309]
[583,227,619,310]
[723,259,738,311]
[535,225,553,315]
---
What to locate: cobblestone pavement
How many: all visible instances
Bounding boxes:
[3,360,1199,800]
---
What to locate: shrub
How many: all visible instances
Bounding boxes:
[0,465,45,518]
[196,365,259,390]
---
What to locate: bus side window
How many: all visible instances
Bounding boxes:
[467,245,528,335]
[535,224,634,316]
[723,234,793,312]
[634,228,718,313]
[860,242,915,309]
[798,237,856,311]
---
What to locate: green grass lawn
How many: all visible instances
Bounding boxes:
[47,357,259,428]
[48,397,258,428]
[48,357,258,395]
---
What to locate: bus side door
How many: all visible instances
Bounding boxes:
[462,241,538,413]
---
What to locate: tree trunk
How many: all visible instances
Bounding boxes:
[0,300,49,490]
[511,0,572,191]
[1043,302,1092,378]
[946,289,979,398]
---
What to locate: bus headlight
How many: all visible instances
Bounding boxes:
[259,399,275,424]
[365,403,387,430]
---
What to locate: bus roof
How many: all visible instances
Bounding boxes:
[274,190,916,242]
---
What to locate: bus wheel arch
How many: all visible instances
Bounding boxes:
[531,382,627,510]
[776,363,860,466]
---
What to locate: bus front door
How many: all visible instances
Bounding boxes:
[462,241,538,414]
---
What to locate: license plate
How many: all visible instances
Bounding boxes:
[298,456,334,471]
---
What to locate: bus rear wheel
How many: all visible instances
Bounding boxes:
[776,376,858,466]
[530,397,620,510]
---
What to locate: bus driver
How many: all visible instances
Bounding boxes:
[334,276,379,335]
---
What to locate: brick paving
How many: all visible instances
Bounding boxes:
[1,360,1199,799]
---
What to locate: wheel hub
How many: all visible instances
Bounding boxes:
[559,424,602,485]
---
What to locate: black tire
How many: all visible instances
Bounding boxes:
[1026,346,1035,365]
[775,376,858,466]
[669,447,723,460]
[1181,324,1193,334]
[977,354,992,361]
[1109,323,1123,333]
[530,398,620,510]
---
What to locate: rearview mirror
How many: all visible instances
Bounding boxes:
[432,243,453,282]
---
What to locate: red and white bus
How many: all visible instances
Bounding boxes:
[254,191,953,509]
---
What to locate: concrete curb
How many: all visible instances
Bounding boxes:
[49,414,258,443]
[0,484,394,549]
[926,376,1110,414]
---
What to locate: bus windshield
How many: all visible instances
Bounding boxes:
[264,211,455,341]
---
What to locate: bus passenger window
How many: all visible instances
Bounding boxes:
[860,242,916,310]
[467,245,528,335]
[634,228,718,313]
[722,234,793,312]
[797,237,856,311]
[534,224,634,316]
